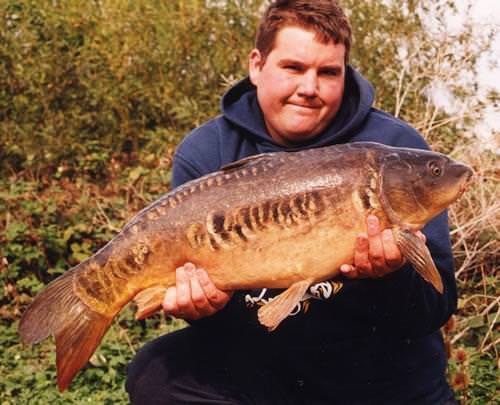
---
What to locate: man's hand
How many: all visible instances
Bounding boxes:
[340,215,425,279]
[162,262,233,320]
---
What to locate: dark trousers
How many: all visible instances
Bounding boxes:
[126,326,301,404]
[126,326,458,405]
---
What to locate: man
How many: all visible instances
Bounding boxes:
[126,1,457,403]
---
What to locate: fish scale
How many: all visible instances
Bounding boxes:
[18,142,473,392]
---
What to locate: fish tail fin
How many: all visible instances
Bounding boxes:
[54,306,112,391]
[18,268,114,391]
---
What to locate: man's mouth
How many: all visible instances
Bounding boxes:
[288,103,321,110]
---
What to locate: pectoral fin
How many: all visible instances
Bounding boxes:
[394,229,444,294]
[133,287,167,320]
[258,279,313,331]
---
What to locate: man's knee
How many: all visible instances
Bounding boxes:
[126,328,193,403]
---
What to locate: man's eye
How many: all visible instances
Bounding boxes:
[321,69,339,76]
[284,65,301,71]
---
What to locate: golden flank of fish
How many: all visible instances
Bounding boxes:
[18,142,473,391]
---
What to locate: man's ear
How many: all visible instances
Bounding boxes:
[249,49,264,86]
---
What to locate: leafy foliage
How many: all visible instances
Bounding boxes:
[345,0,499,152]
[0,0,497,403]
[0,0,258,176]
[0,309,185,404]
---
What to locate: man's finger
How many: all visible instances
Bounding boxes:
[340,264,359,279]
[197,269,232,310]
[189,271,217,317]
[381,229,404,269]
[162,286,178,314]
[367,215,386,275]
[416,231,427,243]
[175,266,199,318]
[354,234,371,276]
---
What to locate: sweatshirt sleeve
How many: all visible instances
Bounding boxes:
[171,120,223,189]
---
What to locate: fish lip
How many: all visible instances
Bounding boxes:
[459,168,473,194]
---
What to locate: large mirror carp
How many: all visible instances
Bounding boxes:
[18,142,473,391]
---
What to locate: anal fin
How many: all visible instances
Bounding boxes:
[394,229,444,294]
[133,287,167,320]
[258,279,313,331]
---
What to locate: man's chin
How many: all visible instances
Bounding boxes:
[279,130,321,146]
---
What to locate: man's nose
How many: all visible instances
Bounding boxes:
[297,71,319,97]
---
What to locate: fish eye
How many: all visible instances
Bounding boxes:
[428,161,442,177]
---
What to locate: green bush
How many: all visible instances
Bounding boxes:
[0,164,174,403]
[0,0,258,176]
[1,308,186,404]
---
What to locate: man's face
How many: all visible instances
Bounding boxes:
[249,26,346,146]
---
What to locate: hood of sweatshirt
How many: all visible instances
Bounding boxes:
[221,65,375,153]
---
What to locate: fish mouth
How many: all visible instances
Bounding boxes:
[459,166,474,195]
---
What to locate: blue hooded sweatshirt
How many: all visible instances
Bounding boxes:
[171,66,456,403]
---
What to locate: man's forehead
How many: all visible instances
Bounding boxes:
[270,25,345,64]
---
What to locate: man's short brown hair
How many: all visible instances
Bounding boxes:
[256,0,352,63]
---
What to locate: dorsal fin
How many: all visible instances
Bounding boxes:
[220,153,276,172]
